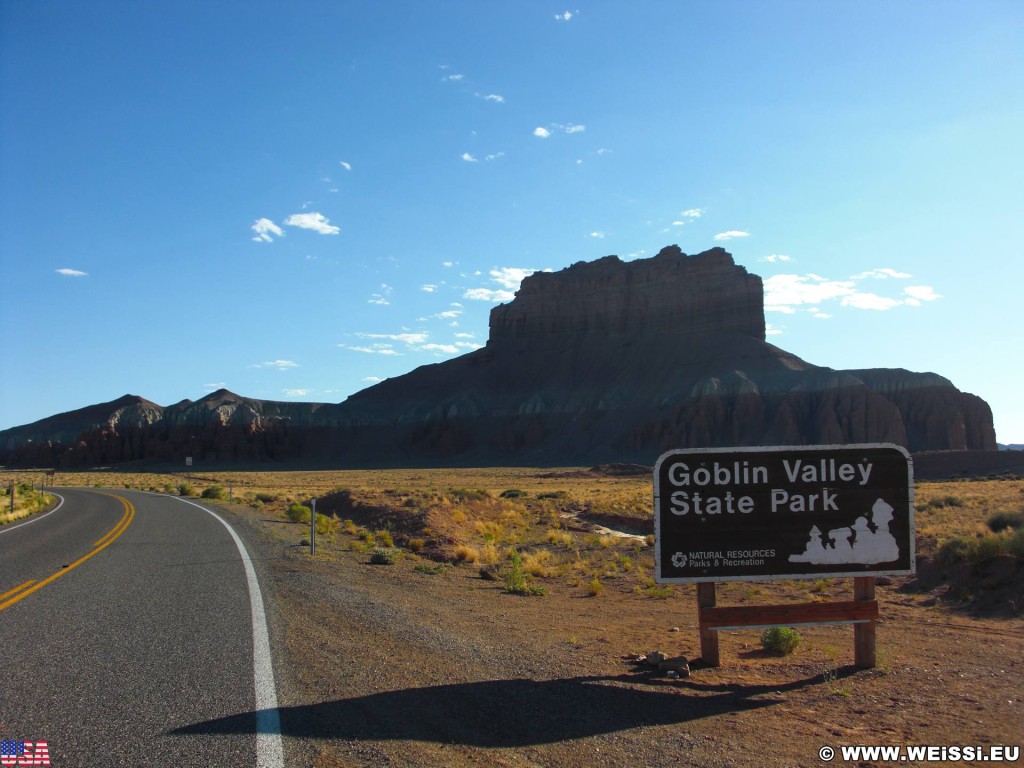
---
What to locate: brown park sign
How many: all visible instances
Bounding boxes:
[655,444,914,584]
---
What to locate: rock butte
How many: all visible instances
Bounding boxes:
[0,246,996,468]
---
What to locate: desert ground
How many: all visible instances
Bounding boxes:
[6,466,1023,766]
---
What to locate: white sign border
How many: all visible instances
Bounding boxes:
[654,443,915,584]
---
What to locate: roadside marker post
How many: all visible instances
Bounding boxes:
[654,444,914,669]
[310,497,317,556]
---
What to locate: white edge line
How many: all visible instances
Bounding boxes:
[173,497,285,768]
[0,492,65,535]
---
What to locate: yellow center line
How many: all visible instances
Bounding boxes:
[0,493,135,612]
[0,580,37,601]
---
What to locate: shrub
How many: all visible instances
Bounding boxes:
[453,544,480,563]
[407,537,426,553]
[587,577,604,597]
[201,485,227,500]
[286,503,312,524]
[177,483,196,497]
[505,551,545,596]
[988,511,1024,533]
[450,488,490,501]
[761,627,803,655]
[500,489,527,498]
[254,492,277,503]
[315,513,339,535]
[370,548,396,565]
[375,529,394,548]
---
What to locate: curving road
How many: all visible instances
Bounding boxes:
[0,488,284,767]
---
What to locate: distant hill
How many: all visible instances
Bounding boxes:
[0,246,997,468]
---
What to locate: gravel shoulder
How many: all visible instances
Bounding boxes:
[217,502,1024,768]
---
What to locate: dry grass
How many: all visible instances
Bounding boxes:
[7,466,1021,601]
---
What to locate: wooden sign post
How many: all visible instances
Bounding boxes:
[654,444,914,669]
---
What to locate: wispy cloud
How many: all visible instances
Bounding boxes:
[421,284,438,293]
[251,218,284,243]
[589,231,606,239]
[680,208,703,219]
[284,212,340,235]
[283,388,311,397]
[903,286,942,304]
[368,284,392,305]
[764,269,941,320]
[761,254,793,263]
[713,230,750,241]
[851,268,912,279]
[464,288,516,302]
[554,10,577,21]
[464,266,551,302]
[461,152,478,163]
[476,93,505,103]
[252,359,299,370]
[339,161,352,171]
[55,268,88,277]
[534,123,586,138]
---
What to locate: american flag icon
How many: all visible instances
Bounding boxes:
[0,740,51,766]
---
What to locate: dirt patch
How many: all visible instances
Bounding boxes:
[219,502,1024,768]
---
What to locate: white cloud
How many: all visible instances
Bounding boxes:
[761,254,793,263]
[461,152,478,162]
[765,323,783,336]
[284,212,340,235]
[680,208,703,219]
[418,343,460,354]
[421,284,438,293]
[484,152,505,161]
[454,332,476,339]
[252,359,299,370]
[764,275,856,312]
[554,10,575,21]
[533,127,552,138]
[490,267,544,289]
[840,292,903,311]
[357,332,430,345]
[339,161,352,171]
[56,268,88,277]
[597,147,613,155]
[362,376,384,383]
[477,93,505,103]
[589,231,606,239]
[442,73,464,82]
[713,230,750,241]
[903,285,941,302]
[851,267,912,279]
[443,261,454,268]
[368,294,390,306]
[345,344,400,356]
[251,218,284,243]
[766,270,942,314]
[464,288,516,302]
[283,389,311,397]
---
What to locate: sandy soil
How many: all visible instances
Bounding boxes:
[214,501,1024,768]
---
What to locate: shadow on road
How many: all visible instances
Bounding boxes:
[172,670,834,747]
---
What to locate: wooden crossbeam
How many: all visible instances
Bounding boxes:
[699,599,878,631]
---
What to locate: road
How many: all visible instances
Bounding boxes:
[0,488,284,767]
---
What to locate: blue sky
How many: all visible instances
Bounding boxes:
[2,1,1022,444]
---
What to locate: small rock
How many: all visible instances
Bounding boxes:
[666,670,679,679]
[646,651,666,666]
[669,626,680,632]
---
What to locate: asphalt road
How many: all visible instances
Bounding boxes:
[0,488,284,767]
